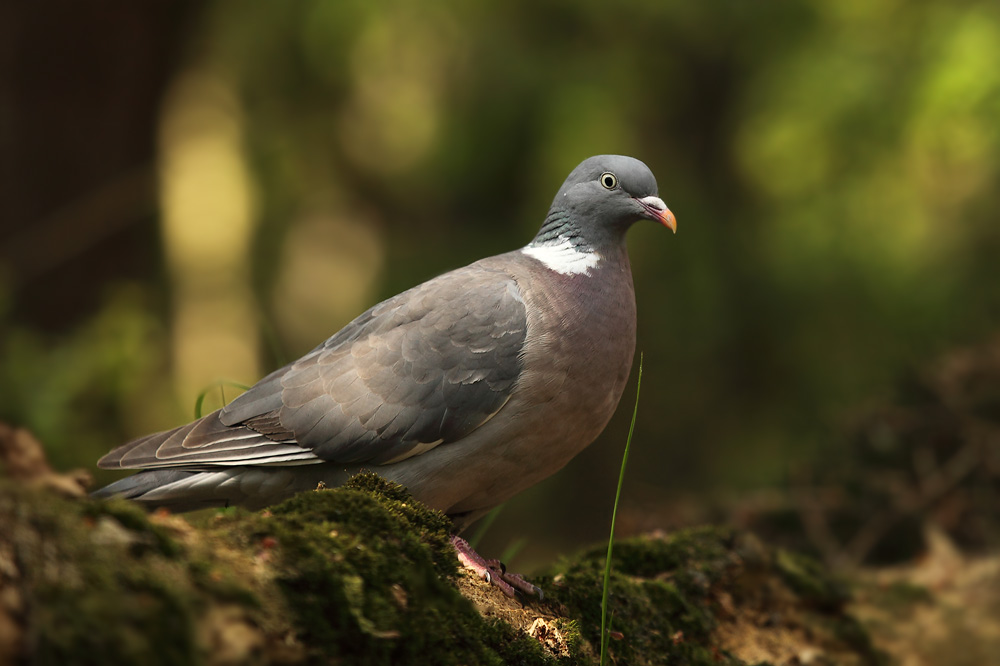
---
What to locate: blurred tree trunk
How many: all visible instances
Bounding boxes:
[0,0,200,330]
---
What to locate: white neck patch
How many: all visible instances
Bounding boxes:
[522,237,601,276]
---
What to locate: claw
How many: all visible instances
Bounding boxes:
[450,535,542,599]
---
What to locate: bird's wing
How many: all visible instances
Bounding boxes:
[99,262,527,470]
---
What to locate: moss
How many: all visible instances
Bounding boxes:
[2,473,885,665]
[540,527,746,666]
[1,482,207,665]
[81,496,184,557]
[832,615,886,665]
[481,618,556,665]
[2,472,574,666]
[775,549,848,611]
[539,527,889,666]
[218,472,558,665]
[555,618,583,656]
[768,551,888,665]
[871,580,934,611]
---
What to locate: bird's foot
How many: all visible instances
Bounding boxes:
[450,535,543,599]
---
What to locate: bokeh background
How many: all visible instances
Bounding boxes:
[2,0,999,571]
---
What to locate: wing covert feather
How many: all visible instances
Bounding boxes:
[101,262,527,470]
[217,262,527,465]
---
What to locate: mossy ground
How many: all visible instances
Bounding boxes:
[0,470,885,665]
[0,473,561,665]
[536,528,885,666]
[0,482,288,666]
[213,473,555,665]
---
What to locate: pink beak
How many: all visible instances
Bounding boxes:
[637,195,677,233]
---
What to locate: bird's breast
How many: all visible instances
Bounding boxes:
[512,254,637,462]
[385,251,639,519]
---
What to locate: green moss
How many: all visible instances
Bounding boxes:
[221,472,560,665]
[556,618,583,655]
[775,549,848,611]
[81,496,184,557]
[481,618,556,665]
[872,580,934,611]
[1,482,206,665]
[831,615,886,665]
[2,475,884,665]
[540,527,889,666]
[541,527,746,666]
[772,551,887,665]
[3,472,579,666]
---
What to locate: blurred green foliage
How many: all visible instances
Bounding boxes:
[3,0,999,566]
[0,286,168,477]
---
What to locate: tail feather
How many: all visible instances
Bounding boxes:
[91,470,228,512]
[90,466,335,512]
[96,410,315,471]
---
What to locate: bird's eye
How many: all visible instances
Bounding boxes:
[599,172,618,190]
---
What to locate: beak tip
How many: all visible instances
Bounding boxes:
[663,211,677,234]
[636,195,677,233]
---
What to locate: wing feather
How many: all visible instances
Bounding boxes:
[98,260,527,471]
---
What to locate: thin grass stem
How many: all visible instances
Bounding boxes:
[600,353,642,665]
[468,504,504,550]
[194,380,252,419]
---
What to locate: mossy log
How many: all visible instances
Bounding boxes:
[0,427,884,665]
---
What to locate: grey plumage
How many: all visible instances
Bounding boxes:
[95,154,676,531]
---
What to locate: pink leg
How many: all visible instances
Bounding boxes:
[450,535,543,599]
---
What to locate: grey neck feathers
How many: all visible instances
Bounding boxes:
[528,211,592,251]
[528,208,632,257]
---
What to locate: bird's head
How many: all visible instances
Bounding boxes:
[552,155,676,235]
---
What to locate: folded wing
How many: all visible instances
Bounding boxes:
[98,262,527,470]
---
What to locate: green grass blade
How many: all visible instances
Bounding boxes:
[468,504,504,550]
[194,380,252,419]
[499,536,528,566]
[600,353,643,666]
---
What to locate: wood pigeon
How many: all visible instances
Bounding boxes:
[95,154,676,595]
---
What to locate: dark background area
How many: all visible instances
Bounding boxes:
[2,0,999,570]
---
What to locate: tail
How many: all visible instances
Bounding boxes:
[91,470,227,512]
[91,466,323,512]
